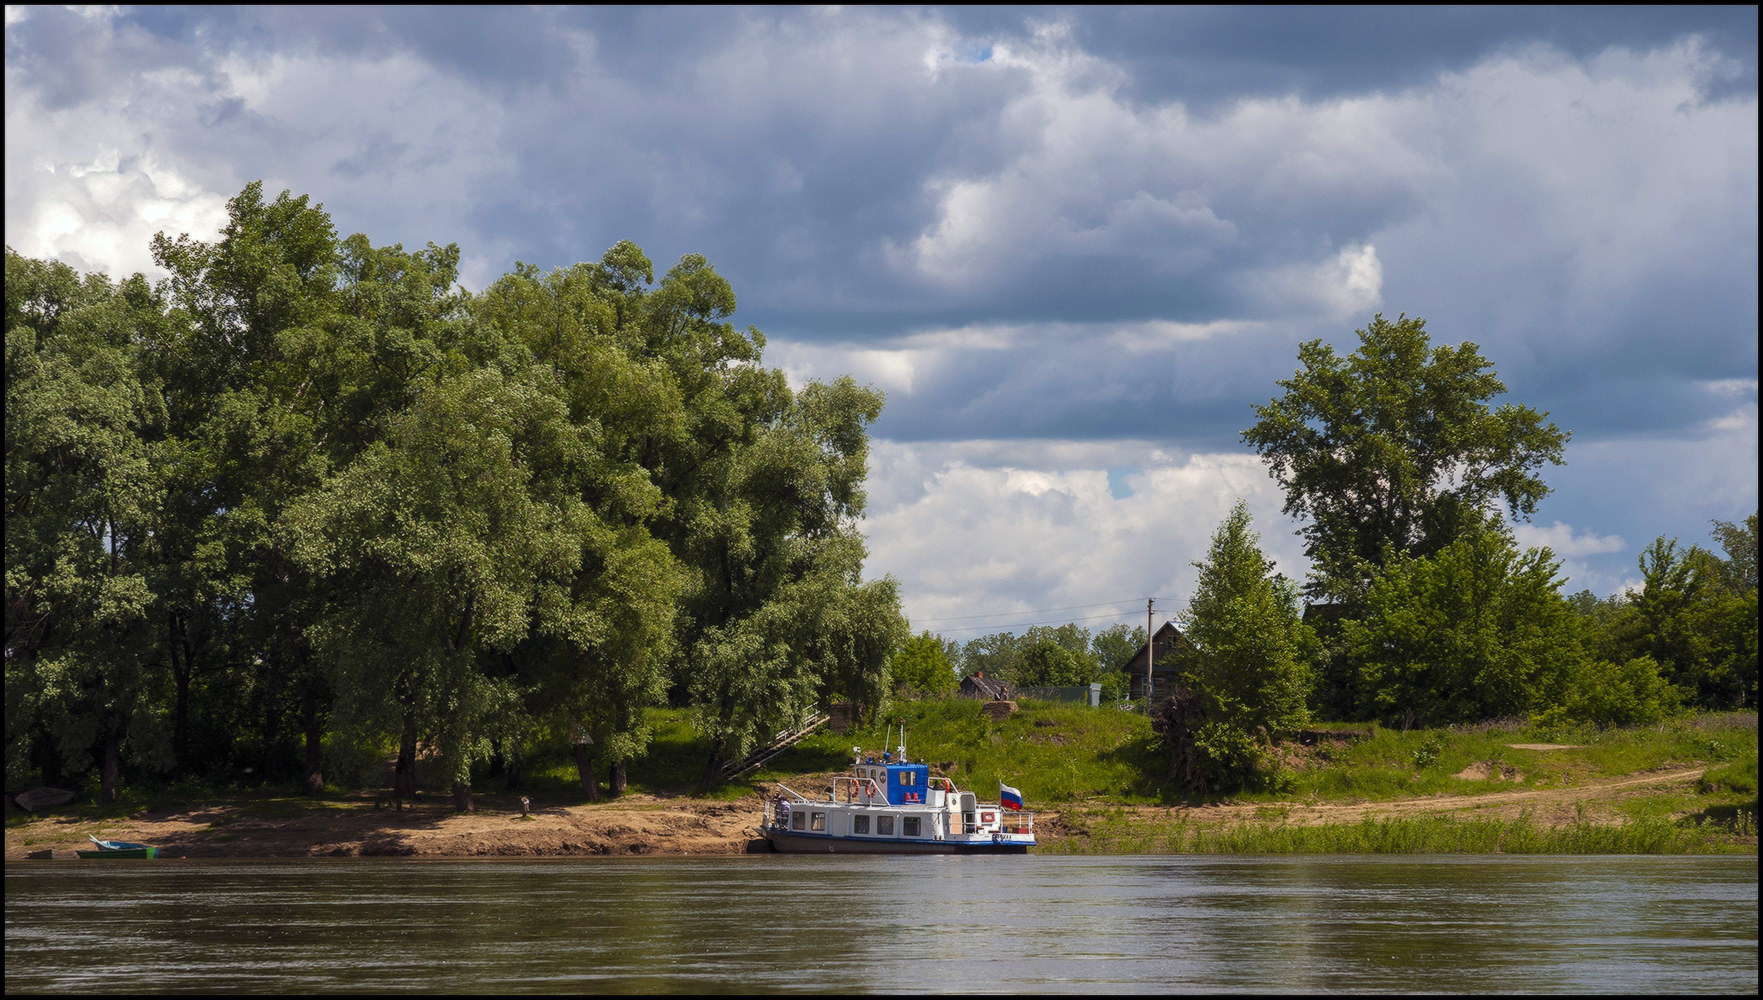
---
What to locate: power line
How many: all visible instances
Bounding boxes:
[929,609,1152,637]
[912,598,1153,623]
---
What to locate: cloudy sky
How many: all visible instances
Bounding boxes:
[6,6,1757,641]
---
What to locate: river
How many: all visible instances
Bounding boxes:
[5,855,1756,993]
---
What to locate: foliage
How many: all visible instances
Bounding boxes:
[956,623,1106,689]
[1343,520,1579,727]
[1628,535,1757,709]
[1189,721,1266,789]
[1090,622,1143,670]
[890,631,958,697]
[4,181,903,804]
[1708,514,1758,593]
[1179,500,1313,738]
[1536,656,1680,730]
[1242,313,1568,604]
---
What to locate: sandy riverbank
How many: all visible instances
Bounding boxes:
[9,765,1740,859]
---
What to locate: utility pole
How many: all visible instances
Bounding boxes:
[1145,597,1155,715]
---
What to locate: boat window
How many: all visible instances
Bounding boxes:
[791,811,805,831]
[878,816,895,836]
[853,815,870,835]
[811,812,826,832]
[903,816,921,837]
[900,772,916,786]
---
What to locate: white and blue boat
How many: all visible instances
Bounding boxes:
[760,727,1035,854]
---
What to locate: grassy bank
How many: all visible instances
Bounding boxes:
[1044,807,1757,855]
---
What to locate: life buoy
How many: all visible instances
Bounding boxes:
[981,811,995,822]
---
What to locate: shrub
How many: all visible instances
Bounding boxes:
[1191,721,1265,791]
[1544,656,1680,729]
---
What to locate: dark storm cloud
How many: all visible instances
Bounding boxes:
[955,6,1758,106]
[8,5,1756,454]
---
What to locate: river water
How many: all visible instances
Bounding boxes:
[5,855,1756,993]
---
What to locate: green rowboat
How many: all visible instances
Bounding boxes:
[77,835,159,859]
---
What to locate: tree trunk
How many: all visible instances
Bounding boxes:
[301,692,324,796]
[699,745,724,793]
[609,757,627,798]
[34,722,62,789]
[169,613,191,776]
[572,742,600,801]
[395,713,418,800]
[452,780,473,813]
[504,751,522,790]
[100,724,121,804]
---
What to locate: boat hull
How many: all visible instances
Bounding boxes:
[76,847,158,859]
[763,827,1030,854]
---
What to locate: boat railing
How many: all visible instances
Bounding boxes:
[773,782,812,803]
[999,811,1034,835]
[830,775,887,802]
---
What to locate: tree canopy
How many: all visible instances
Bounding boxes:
[4,183,906,804]
[1242,313,1568,603]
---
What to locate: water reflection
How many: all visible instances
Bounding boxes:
[6,856,1756,993]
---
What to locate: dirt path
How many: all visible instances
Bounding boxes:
[5,768,1712,859]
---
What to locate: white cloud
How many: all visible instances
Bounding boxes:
[1511,520,1627,558]
[860,439,1307,633]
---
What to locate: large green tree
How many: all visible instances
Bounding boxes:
[1343,519,1578,727]
[1243,313,1569,604]
[5,252,172,800]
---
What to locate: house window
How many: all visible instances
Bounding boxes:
[791,811,805,831]
[878,816,895,836]
[811,813,826,832]
[903,817,921,837]
[853,815,870,835]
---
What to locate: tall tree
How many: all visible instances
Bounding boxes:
[1179,501,1313,738]
[1243,313,1568,604]
[5,252,171,799]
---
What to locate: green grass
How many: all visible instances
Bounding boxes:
[750,698,1169,804]
[1244,711,1759,804]
[1045,807,1758,855]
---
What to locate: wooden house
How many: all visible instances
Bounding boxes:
[1119,620,1191,702]
[958,672,1015,701]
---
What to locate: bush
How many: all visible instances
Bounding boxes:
[1542,656,1680,729]
[1191,721,1265,791]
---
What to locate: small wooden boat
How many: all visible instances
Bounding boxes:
[76,835,159,859]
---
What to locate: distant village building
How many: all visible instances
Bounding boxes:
[958,672,1015,701]
[1119,620,1191,702]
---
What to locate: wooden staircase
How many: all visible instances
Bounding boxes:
[721,707,828,780]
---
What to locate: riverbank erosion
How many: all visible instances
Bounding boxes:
[7,764,1754,858]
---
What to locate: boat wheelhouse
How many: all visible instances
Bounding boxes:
[760,730,1034,854]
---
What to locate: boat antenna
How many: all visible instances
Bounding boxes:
[884,720,893,759]
[897,717,907,761]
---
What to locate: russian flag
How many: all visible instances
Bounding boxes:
[999,782,1024,811]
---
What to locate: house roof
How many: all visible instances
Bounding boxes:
[959,673,1013,699]
[1119,620,1187,672]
